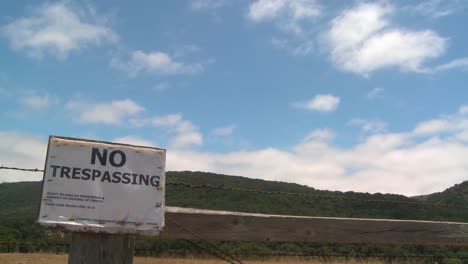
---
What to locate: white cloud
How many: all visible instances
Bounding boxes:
[295,94,340,113]
[20,95,52,109]
[5,105,468,196]
[249,0,321,22]
[302,128,335,142]
[167,107,468,196]
[460,105,468,115]
[112,136,155,147]
[152,114,185,127]
[112,50,206,77]
[170,132,203,149]
[165,106,468,196]
[165,133,468,196]
[413,119,453,135]
[367,87,384,99]
[349,119,387,134]
[2,1,117,59]
[248,0,321,34]
[456,130,468,142]
[152,114,203,148]
[212,124,236,136]
[248,0,321,55]
[406,0,461,18]
[130,114,204,148]
[324,3,446,75]
[412,109,468,136]
[67,99,144,125]
[431,57,468,73]
[0,131,46,183]
[272,37,315,56]
[191,0,228,10]
[249,0,289,21]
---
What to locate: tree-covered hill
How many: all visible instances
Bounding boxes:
[2,171,468,262]
[1,171,468,225]
[166,171,468,222]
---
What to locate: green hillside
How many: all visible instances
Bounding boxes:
[167,171,468,222]
[1,171,468,262]
[2,171,467,223]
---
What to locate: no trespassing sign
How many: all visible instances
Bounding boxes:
[38,136,166,236]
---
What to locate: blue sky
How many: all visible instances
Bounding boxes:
[1,0,468,196]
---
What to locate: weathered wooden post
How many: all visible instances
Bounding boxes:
[37,136,166,264]
[68,233,135,264]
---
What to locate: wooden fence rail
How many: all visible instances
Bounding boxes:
[66,206,468,263]
[162,207,468,246]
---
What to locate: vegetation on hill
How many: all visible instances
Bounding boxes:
[167,171,468,222]
[1,171,468,263]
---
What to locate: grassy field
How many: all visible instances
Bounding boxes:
[0,253,396,264]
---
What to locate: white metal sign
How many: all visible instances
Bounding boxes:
[38,136,166,236]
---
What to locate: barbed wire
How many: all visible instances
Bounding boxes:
[2,165,467,212]
[0,241,67,246]
[0,165,44,172]
[167,215,244,264]
[2,166,468,261]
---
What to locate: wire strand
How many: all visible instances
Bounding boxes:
[167,216,245,264]
[0,165,44,172]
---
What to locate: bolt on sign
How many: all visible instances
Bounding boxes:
[38,136,166,236]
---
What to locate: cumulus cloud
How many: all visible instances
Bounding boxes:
[164,106,468,196]
[129,114,203,149]
[112,136,155,147]
[294,94,340,113]
[165,135,467,196]
[167,112,468,196]
[67,99,144,125]
[151,114,203,148]
[1,1,117,59]
[112,50,207,77]
[248,0,321,55]
[63,97,202,148]
[324,3,446,75]
[248,0,321,34]
[4,105,468,196]
[412,106,468,136]
[248,0,321,22]
[413,119,453,135]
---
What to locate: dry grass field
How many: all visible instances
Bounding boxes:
[0,253,411,264]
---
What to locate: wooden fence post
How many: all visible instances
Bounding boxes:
[68,232,135,264]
